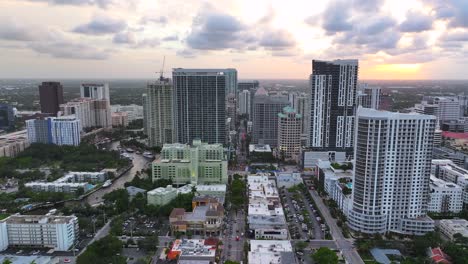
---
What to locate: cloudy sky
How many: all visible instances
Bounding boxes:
[1,0,467,79]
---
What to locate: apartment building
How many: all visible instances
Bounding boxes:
[0,215,78,251]
[428,176,463,213]
[152,140,228,185]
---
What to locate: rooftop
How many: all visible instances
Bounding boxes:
[2,214,77,224]
[195,184,226,193]
[249,144,272,153]
[357,106,436,120]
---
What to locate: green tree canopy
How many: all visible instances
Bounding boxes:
[312,247,339,264]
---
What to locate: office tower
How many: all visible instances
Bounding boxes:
[277,106,302,161]
[172,69,228,144]
[60,98,111,129]
[357,83,381,109]
[0,214,78,251]
[26,116,81,146]
[238,81,259,120]
[80,83,110,100]
[252,88,289,147]
[226,93,237,131]
[414,96,461,124]
[39,82,64,116]
[309,59,358,156]
[152,140,228,185]
[348,108,436,235]
[239,90,251,116]
[296,93,310,146]
[145,79,173,147]
[224,69,238,95]
[0,104,14,131]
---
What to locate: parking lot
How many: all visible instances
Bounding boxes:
[280,186,325,241]
[122,215,170,237]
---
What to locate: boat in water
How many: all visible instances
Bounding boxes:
[103,180,112,188]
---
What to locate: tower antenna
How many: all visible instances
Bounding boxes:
[159,56,166,81]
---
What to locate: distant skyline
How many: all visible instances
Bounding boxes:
[1,0,468,80]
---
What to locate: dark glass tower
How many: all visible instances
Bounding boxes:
[172,69,228,144]
[309,59,358,156]
[39,82,64,116]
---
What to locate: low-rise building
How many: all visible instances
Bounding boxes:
[247,174,288,240]
[432,159,468,205]
[0,130,30,158]
[126,186,147,200]
[428,176,463,213]
[147,184,194,206]
[152,140,228,185]
[248,240,297,264]
[438,219,468,241]
[167,238,218,263]
[169,197,224,236]
[0,214,78,251]
[317,160,353,215]
[25,171,106,193]
[276,172,302,188]
[195,184,226,203]
[302,150,347,171]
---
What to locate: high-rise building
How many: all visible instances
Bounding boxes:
[152,139,228,185]
[145,79,174,147]
[277,107,302,161]
[296,93,310,146]
[0,104,14,131]
[414,96,461,124]
[239,90,251,117]
[309,59,358,156]
[252,88,289,147]
[348,108,436,235]
[172,69,229,144]
[226,93,237,131]
[238,81,259,120]
[26,116,81,146]
[60,98,111,129]
[80,83,110,100]
[111,112,129,127]
[142,93,148,135]
[39,82,64,116]
[357,83,381,109]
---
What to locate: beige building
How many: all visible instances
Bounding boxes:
[111,112,129,127]
[277,106,302,161]
[60,98,111,129]
[152,140,228,185]
[0,130,29,158]
[144,79,173,147]
[169,196,224,236]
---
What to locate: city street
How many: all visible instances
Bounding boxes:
[221,209,246,263]
[307,187,364,264]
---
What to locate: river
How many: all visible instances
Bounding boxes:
[85,141,152,205]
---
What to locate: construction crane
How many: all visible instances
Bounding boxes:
[159,56,166,81]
